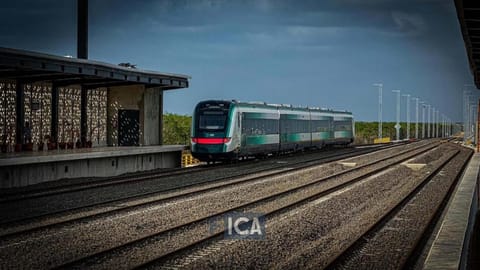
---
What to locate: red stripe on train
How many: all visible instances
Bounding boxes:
[191,137,231,144]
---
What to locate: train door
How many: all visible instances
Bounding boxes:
[234,111,242,148]
[240,112,247,148]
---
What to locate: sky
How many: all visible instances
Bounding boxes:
[0,0,476,121]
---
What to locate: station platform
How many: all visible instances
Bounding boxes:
[423,152,480,270]
[0,145,185,188]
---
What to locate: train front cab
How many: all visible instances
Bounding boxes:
[191,101,238,162]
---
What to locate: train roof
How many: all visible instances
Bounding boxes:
[229,100,353,115]
[194,100,353,115]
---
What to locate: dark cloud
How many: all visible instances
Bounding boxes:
[0,0,471,120]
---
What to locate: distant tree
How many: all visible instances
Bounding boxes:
[355,121,421,143]
[163,113,192,145]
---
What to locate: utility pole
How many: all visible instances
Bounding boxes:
[436,110,440,138]
[432,107,436,138]
[470,102,478,143]
[373,83,383,139]
[444,115,447,137]
[402,94,411,140]
[393,90,401,141]
[421,102,426,139]
[413,97,419,139]
[427,104,431,138]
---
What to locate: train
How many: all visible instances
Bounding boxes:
[191,100,355,162]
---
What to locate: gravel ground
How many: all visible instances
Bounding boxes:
[149,143,460,269]
[0,146,371,223]
[0,142,423,233]
[60,140,437,269]
[0,142,435,268]
[330,146,472,270]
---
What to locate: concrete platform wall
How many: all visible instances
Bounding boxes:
[423,152,480,270]
[0,150,181,188]
[143,87,162,146]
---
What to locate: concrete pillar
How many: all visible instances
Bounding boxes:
[159,90,163,145]
[143,87,161,145]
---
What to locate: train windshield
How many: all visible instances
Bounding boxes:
[198,110,227,130]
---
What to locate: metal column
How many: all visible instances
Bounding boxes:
[427,105,431,138]
[77,0,88,59]
[414,98,419,139]
[393,90,401,141]
[422,104,426,139]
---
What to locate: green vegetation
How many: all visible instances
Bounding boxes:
[162,113,192,145]
[354,121,425,144]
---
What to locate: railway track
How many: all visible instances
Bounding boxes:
[0,143,396,203]
[0,164,211,203]
[0,142,408,236]
[0,140,462,269]
[132,141,448,270]
[0,141,438,269]
[130,142,469,270]
[326,146,473,270]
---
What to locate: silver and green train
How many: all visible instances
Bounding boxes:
[191,100,354,162]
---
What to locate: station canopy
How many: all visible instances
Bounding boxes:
[455,0,480,89]
[0,47,189,90]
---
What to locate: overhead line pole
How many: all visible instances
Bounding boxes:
[436,110,440,138]
[413,97,419,139]
[392,90,401,141]
[427,104,431,138]
[373,83,383,140]
[402,94,411,140]
[421,102,426,139]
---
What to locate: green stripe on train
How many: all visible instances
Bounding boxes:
[280,114,308,120]
[312,132,333,140]
[243,112,278,119]
[334,131,353,138]
[245,135,278,145]
[281,133,310,142]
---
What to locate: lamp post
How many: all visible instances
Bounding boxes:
[402,94,411,140]
[392,90,401,141]
[447,116,450,137]
[373,83,383,139]
[413,97,419,139]
[436,110,440,138]
[469,102,477,143]
[432,107,436,138]
[421,102,426,139]
[426,104,431,138]
[443,114,447,138]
